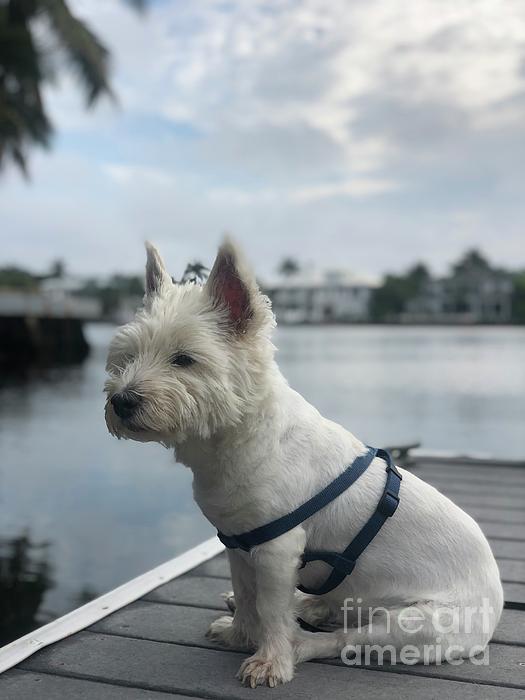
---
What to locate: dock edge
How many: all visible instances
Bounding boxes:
[0,536,225,674]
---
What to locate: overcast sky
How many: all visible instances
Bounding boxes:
[2,0,525,281]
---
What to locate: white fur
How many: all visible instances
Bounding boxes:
[105,240,503,688]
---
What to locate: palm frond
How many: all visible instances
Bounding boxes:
[0,0,147,175]
[0,4,51,175]
[124,0,147,11]
[39,0,113,105]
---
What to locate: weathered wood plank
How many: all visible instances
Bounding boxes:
[190,547,525,585]
[190,544,525,585]
[489,539,525,561]
[417,476,525,493]
[416,460,525,475]
[190,552,230,579]
[91,598,525,649]
[147,570,525,609]
[20,632,525,698]
[494,609,525,646]
[498,559,525,584]
[479,523,525,540]
[90,601,222,648]
[0,669,198,699]
[415,464,525,481]
[432,488,525,504]
[189,555,525,586]
[502,582,525,606]
[324,642,525,688]
[144,575,228,610]
[422,475,525,492]
[462,507,525,525]
[448,494,525,509]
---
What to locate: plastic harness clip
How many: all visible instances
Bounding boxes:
[377,489,400,517]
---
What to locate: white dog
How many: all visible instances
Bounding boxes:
[105,240,503,688]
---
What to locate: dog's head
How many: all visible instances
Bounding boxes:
[104,239,276,444]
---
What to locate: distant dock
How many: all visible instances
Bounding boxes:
[0,291,100,367]
[1,454,524,698]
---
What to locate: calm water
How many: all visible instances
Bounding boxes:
[1,324,524,643]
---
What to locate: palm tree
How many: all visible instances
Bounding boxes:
[278,257,300,278]
[0,0,144,176]
[180,261,209,284]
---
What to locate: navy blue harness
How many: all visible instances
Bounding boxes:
[217,446,402,595]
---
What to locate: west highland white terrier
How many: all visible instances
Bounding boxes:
[105,240,503,688]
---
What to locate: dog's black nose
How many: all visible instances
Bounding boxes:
[111,391,141,419]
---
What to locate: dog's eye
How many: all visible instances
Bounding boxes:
[170,353,195,367]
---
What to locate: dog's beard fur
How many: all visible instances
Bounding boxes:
[104,240,276,446]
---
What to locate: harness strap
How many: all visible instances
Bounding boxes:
[217,446,378,551]
[217,446,402,597]
[298,448,401,595]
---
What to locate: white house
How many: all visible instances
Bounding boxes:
[263,268,378,324]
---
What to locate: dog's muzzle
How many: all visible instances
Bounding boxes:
[110,390,142,420]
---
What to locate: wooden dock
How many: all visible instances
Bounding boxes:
[0,290,99,367]
[1,456,525,698]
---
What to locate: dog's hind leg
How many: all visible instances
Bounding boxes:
[223,589,333,627]
[293,601,492,665]
[340,601,493,664]
[293,628,343,662]
[296,592,334,627]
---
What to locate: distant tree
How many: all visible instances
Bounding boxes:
[49,258,65,278]
[370,262,430,322]
[0,264,38,288]
[109,273,144,297]
[0,0,145,176]
[180,261,209,284]
[452,249,491,276]
[76,273,144,317]
[278,257,300,277]
[406,262,430,289]
[511,271,525,324]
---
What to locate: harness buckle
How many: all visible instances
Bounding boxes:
[386,462,403,480]
[377,489,400,517]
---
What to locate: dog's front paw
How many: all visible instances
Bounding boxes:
[237,654,294,688]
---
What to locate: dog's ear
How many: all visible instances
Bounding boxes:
[205,238,267,334]
[145,242,172,297]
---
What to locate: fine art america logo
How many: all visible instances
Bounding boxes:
[339,597,494,666]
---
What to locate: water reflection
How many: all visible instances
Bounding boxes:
[0,534,54,646]
[0,323,214,646]
[74,586,100,607]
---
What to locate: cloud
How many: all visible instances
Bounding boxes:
[209,177,400,206]
[2,0,525,278]
[103,163,176,187]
